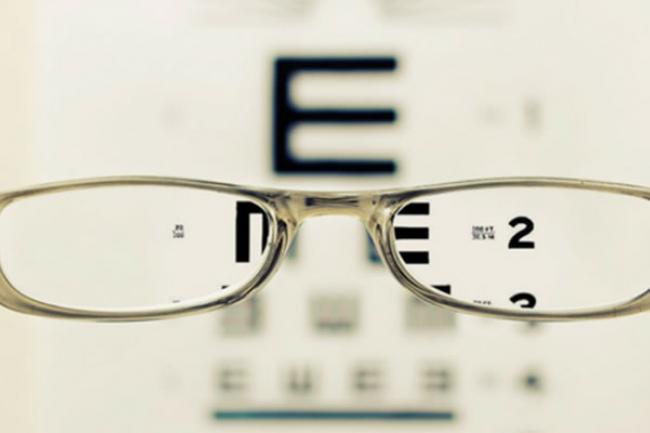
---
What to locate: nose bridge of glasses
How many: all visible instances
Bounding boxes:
[287,192,378,221]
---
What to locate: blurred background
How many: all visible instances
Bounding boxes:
[1,0,649,432]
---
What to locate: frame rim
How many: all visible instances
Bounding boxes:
[378,177,650,321]
[0,177,289,321]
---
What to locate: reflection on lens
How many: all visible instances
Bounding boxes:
[394,187,650,312]
[0,185,271,310]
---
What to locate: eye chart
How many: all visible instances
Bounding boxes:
[15,1,650,432]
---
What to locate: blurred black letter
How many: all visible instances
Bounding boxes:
[273,57,398,175]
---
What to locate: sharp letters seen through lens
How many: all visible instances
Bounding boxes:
[0,185,271,310]
[394,187,650,313]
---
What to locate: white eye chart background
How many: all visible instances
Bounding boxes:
[1,0,649,432]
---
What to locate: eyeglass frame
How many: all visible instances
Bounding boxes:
[0,175,648,322]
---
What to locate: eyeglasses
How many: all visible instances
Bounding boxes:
[0,176,648,322]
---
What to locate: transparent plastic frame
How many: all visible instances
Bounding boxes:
[0,176,648,322]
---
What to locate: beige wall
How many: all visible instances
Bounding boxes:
[0,0,36,431]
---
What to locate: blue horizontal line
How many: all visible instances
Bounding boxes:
[214,410,455,421]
